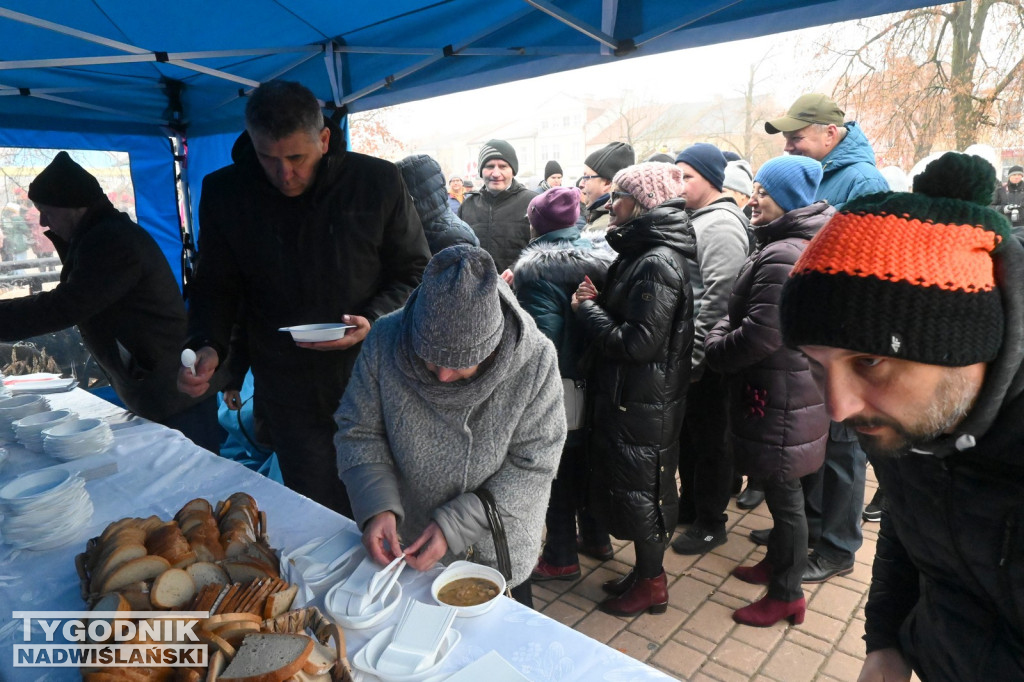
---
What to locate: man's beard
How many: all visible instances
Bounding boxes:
[844,368,981,458]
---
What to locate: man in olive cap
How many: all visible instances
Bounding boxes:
[762,93,892,585]
[0,151,223,450]
[765,93,888,210]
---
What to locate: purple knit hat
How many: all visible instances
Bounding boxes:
[613,162,686,210]
[528,187,582,235]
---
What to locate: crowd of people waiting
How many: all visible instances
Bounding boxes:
[1,80,1022,682]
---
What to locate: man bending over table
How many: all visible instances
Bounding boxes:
[0,152,223,451]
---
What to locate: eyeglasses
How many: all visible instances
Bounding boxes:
[609,191,631,203]
[579,174,601,181]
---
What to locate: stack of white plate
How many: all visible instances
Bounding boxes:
[42,418,114,461]
[13,409,77,453]
[0,395,50,437]
[0,468,94,551]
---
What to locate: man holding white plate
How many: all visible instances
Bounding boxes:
[179,81,430,516]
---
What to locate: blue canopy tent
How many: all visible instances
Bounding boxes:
[0,0,938,277]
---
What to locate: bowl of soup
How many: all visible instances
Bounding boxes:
[430,561,505,618]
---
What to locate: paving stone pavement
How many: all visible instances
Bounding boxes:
[532,466,924,681]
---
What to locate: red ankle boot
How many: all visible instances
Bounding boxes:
[602,570,636,595]
[598,571,668,617]
[732,595,806,627]
[731,558,772,586]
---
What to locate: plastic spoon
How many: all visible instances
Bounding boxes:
[180,349,197,376]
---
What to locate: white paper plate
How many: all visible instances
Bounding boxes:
[279,323,355,343]
[353,625,460,682]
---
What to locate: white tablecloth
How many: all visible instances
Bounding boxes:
[0,390,674,682]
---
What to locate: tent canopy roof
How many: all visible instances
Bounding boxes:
[0,0,935,137]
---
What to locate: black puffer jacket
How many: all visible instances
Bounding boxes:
[704,202,832,483]
[190,119,431,425]
[576,198,695,544]
[862,235,1024,681]
[396,154,479,255]
[458,181,537,271]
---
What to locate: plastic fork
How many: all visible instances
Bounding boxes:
[345,554,406,616]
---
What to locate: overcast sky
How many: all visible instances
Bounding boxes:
[385,24,828,138]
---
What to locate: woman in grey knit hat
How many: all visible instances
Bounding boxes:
[335,245,565,607]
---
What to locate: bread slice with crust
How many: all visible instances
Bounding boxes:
[218,633,313,682]
[151,568,196,609]
[101,555,171,593]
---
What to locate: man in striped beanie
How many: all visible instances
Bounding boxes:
[780,152,1024,682]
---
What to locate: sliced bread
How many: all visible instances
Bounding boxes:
[101,555,171,593]
[300,640,337,675]
[186,561,230,591]
[151,568,196,610]
[218,633,313,682]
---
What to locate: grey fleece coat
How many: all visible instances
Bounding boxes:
[334,282,566,587]
[687,198,751,374]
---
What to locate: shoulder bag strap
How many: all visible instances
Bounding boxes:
[471,488,513,582]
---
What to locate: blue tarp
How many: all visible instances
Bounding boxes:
[0,0,941,273]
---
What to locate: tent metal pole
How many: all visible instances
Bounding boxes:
[166,61,260,88]
[633,0,746,47]
[0,7,148,54]
[340,6,534,106]
[31,93,166,124]
[324,42,343,107]
[521,0,619,50]
[186,51,323,122]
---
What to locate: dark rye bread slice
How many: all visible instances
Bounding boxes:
[218,633,313,682]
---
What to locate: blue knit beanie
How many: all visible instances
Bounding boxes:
[674,143,727,191]
[754,155,823,213]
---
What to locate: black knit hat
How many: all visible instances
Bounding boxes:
[28,151,105,208]
[543,160,563,179]
[781,152,1011,367]
[584,142,635,181]
[479,139,518,177]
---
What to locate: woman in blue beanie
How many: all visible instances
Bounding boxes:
[704,155,833,626]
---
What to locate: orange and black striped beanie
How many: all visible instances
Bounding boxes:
[780,152,1011,367]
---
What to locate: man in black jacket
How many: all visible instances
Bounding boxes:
[993,164,1024,233]
[178,81,430,515]
[780,152,1024,682]
[0,152,223,451]
[458,139,536,272]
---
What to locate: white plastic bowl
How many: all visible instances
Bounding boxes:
[0,467,72,502]
[430,560,506,617]
[279,323,355,343]
[13,409,75,429]
[42,418,105,439]
[0,394,48,421]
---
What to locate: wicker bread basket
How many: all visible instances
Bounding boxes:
[206,606,353,682]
